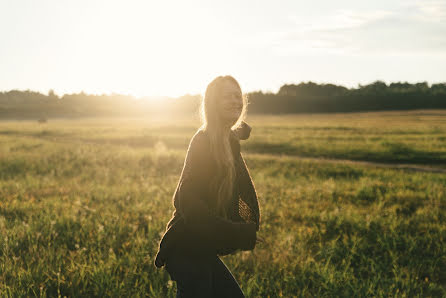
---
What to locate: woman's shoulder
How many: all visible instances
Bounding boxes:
[183,129,213,172]
[186,128,210,157]
[190,128,209,146]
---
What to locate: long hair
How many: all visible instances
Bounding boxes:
[199,75,248,218]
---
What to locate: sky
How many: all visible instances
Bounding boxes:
[1,0,445,97]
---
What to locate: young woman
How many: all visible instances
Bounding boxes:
[154,75,261,297]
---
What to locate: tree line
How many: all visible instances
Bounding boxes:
[1,81,445,119]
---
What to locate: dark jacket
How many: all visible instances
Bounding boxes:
[154,121,260,268]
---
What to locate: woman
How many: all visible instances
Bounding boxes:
[154,75,261,297]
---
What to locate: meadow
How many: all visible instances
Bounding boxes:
[0,110,445,297]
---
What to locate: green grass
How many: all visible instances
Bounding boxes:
[244,111,446,166]
[0,110,445,297]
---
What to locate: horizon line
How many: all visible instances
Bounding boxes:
[1,79,445,99]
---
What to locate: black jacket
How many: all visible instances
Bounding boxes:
[154,121,260,268]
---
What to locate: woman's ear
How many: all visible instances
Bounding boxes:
[233,121,251,140]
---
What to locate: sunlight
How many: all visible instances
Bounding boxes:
[1,0,445,97]
[61,1,225,97]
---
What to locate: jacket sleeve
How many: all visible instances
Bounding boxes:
[177,131,257,251]
[237,152,261,232]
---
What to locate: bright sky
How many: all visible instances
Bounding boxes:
[1,0,445,97]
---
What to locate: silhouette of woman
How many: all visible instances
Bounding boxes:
[154,75,261,298]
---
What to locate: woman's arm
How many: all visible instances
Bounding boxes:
[177,131,256,251]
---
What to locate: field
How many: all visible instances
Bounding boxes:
[1,110,445,297]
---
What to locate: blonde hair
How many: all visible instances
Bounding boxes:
[199,75,248,218]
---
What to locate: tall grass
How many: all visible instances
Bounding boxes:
[0,111,445,297]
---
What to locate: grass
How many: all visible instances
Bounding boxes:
[0,110,445,297]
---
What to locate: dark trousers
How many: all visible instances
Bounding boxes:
[165,252,245,298]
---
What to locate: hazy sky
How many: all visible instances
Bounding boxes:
[1,0,445,97]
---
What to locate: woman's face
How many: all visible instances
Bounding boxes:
[218,80,243,127]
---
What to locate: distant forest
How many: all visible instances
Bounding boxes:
[1,81,446,119]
